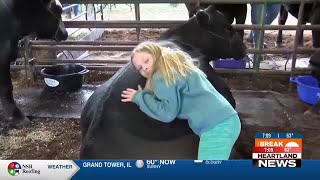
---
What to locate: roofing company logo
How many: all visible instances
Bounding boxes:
[8,162,22,176]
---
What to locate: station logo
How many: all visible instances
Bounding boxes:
[7,161,40,176]
[8,162,22,176]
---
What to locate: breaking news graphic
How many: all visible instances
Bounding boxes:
[252,132,302,168]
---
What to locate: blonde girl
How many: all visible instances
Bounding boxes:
[121,41,241,160]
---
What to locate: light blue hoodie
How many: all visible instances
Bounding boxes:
[132,70,238,136]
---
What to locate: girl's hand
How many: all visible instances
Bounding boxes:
[121,85,142,102]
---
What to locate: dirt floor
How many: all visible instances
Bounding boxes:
[0,27,316,160]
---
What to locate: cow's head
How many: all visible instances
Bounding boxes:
[172,5,247,61]
[17,0,68,41]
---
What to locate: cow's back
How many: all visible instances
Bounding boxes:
[284,3,320,21]
[80,63,198,159]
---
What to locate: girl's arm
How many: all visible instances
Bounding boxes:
[132,75,182,123]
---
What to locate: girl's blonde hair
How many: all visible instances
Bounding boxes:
[131,41,206,92]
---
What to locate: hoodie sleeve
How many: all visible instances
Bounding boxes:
[132,74,182,123]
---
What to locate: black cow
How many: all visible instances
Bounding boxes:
[185,3,247,41]
[276,3,320,48]
[0,0,68,127]
[80,6,247,159]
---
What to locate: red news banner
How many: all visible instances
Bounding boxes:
[252,138,302,168]
[254,138,302,148]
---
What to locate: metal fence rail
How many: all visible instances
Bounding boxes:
[16,0,320,83]
[29,45,320,55]
[59,0,316,4]
[62,20,320,30]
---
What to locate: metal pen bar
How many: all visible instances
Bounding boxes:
[62,21,320,30]
[30,41,140,46]
[289,0,307,91]
[10,65,122,71]
[30,44,320,54]
[37,59,130,64]
[64,20,183,28]
[30,45,136,51]
[62,4,78,11]
[10,64,311,76]
[59,0,316,4]
[253,1,267,71]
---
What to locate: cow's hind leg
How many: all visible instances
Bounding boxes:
[297,23,305,47]
[311,7,320,48]
[276,6,288,47]
[235,5,247,41]
[0,43,30,127]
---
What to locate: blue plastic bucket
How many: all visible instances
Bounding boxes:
[290,75,320,105]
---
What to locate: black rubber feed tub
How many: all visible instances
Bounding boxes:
[40,64,89,92]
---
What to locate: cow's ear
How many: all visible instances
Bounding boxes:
[196,10,210,26]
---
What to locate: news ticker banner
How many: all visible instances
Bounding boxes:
[253,132,302,168]
[1,160,320,179]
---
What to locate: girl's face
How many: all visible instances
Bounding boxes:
[132,51,155,78]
